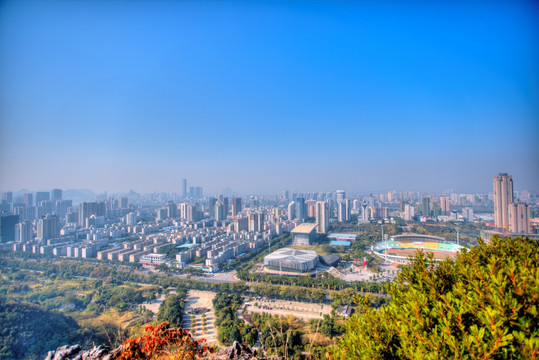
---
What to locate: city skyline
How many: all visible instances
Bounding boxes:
[1,1,538,194]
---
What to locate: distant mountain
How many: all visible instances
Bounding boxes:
[63,189,96,204]
[221,187,236,196]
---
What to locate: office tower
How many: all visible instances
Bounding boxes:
[118,197,129,209]
[222,197,229,215]
[232,198,242,216]
[2,192,13,202]
[283,190,289,201]
[508,202,530,233]
[36,191,50,204]
[51,189,62,202]
[0,214,19,242]
[306,200,317,218]
[440,197,450,214]
[295,197,306,221]
[208,197,217,218]
[361,202,369,222]
[336,190,345,203]
[125,212,137,225]
[215,202,226,221]
[23,193,33,207]
[315,201,329,233]
[421,197,431,217]
[166,201,177,218]
[248,212,264,232]
[462,207,474,222]
[338,202,346,222]
[493,173,514,229]
[387,192,392,202]
[353,199,359,212]
[156,208,168,221]
[404,204,415,221]
[288,202,296,220]
[37,214,60,241]
[78,202,105,227]
[55,200,72,219]
[15,221,33,243]
[182,179,187,198]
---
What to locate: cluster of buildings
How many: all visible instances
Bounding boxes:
[0,173,536,266]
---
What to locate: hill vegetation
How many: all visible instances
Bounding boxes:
[330,235,539,359]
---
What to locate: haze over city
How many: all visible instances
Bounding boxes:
[1,1,538,194]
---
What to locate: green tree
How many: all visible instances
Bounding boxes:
[157,294,185,327]
[330,236,539,359]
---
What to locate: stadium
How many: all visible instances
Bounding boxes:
[263,248,318,273]
[373,234,464,264]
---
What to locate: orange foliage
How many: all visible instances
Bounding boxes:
[118,322,213,360]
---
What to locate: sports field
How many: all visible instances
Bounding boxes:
[383,249,456,260]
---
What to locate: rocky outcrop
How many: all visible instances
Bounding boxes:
[210,341,256,360]
[44,344,121,360]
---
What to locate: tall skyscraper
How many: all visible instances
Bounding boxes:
[0,214,19,243]
[295,197,306,221]
[421,197,431,217]
[336,190,345,203]
[51,189,63,202]
[37,214,60,242]
[288,202,296,220]
[215,201,226,221]
[508,202,530,233]
[182,179,187,198]
[23,193,33,207]
[493,173,514,229]
[440,197,450,214]
[232,198,242,216]
[15,221,33,243]
[36,191,50,204]
[208,197,217,218]
[2,192,13,202]
[315,201,329,233]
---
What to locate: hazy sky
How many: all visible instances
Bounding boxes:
[1,0,538,195]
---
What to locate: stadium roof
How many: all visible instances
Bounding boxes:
[264,247,318,262]
[291,223,318,234]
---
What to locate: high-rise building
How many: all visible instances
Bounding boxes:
[336,190,345,203]
[118,197,129,209]
[508,202,530,233]
[182,179,187,198]
[208,197,217,218]
[37,214,60,241]
[360,202,370,222]
[15,221,33,243]
[295,197,306,222]
[232,198,242,216]
[165,201,177,218]
[440,197,450,214]
[493,173,514,229]
[215,201,226,221]
[2,192,13,202]
[404,204,415,221]
[248,212,264,232]
[421,197,431,217]
[36,191,50,204]
[315,201,329,234]
[0,214,19,242]
[288,202,296,220]
[78,202,105,227]
[23,193,33,207]
[51,189,63,202]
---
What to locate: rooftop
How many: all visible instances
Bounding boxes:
[291,223,318,234]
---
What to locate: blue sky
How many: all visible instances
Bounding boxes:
[0,0,538,195]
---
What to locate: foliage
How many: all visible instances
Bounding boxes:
[212,292,257,346]
[118,322,212,360]
[330,236,539,359]
[157,291,187,327]
[0,299,83,360]
[250,312,304,359]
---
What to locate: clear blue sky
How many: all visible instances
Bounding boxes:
[1,0,538,195]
